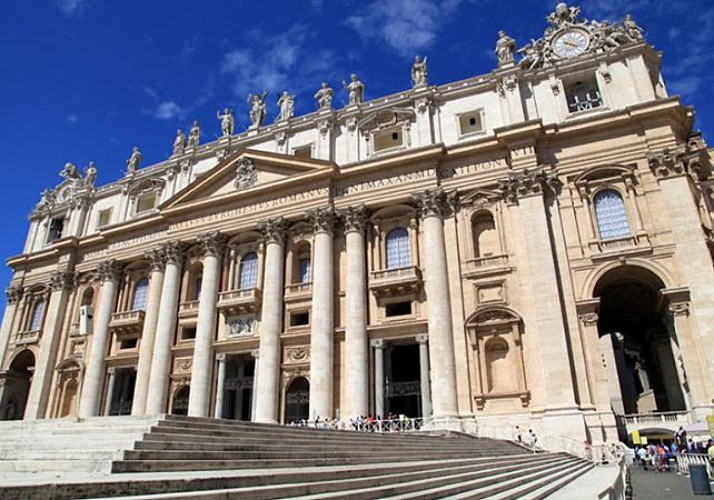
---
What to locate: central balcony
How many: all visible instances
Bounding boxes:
[369,266,422,298]
[108,310,145,336]
[217,288,261,316]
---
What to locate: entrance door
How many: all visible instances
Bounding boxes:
[0,350,35,420]
[171,386,190,415]
[285,377,309,423]
[222,355,254,420]
[387,344,421,418]
[109,368,136,416]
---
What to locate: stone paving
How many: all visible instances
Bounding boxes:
[630,465,710,499]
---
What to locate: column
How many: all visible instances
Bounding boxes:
[251,348,259,421]
[343,205,369,419]
[0,287,23,370]
[188,231,227,417]
[79,259,122,418]
[372,339,385,418]
[145,241,186,415]
[103,368,117,415]
[412,189,459,419]
[214,353,227,419]
[25,270,75,419]
[416,334,432,418]
[307,207,336,419]
[132,249,165,415]
[254,218,288,423]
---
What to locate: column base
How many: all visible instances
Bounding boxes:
[423,415,464,432]
[540,407,587,451]
[583,409,619,443]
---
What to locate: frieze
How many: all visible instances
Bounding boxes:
[333,169,435,197]
[439,158,508,180]
[226,316,255,337]
[284,345,310,364]
[109,230,169,251]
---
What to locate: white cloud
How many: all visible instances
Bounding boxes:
[56,0,92,17]
[65,113,78,124]
[152,101,183,120]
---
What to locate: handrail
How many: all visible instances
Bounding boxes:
[676,453,713,479]
[288,417,426,432]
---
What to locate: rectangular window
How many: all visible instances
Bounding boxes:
[294,145,313,159]
[120,338,138,349]
[565,78,603,113]
[136,193,157,214]
[181,327,197,340]
[374,127,404,152]
[47,217,65,242]
[298,258,311,283]
[385,301,412,317]
[290,311,310,327]
[97,208,112,228]
[459,111,484,136]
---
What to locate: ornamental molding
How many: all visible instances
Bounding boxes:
[341,204,369,233]
[144,248,166,272]
[579,312,599,326]
[234,157,257,190]
[357,107,415,133]
[226,316,255,337]
[5,286,23,304]
[647,137,712,182]
[49,270,77,292]
[307,206,337,235]
[161,241,188,266]
[668,302,690,317]
[197,230,228,257]
[173,357,192,373]
[497,168,561,204]
[284,345,310,364]
[96,259,123,283]
[259,217,289,245]
[411,188,457,219]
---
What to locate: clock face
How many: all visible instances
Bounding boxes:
[552,29,589,59]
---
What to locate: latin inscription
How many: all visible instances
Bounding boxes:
[333,169,435,197]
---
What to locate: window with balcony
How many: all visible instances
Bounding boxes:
[29,299,45,331]
[594,189,631,240]
[131,277,149,311]
[386,227,410,269]
[565,78,603,113]
[239,252,258,289]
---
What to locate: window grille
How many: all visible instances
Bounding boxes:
[567,80,603,113]
[132,277,149,311]
[239,252,259,289]
[594,190,631,240]
[386,228,411,269]
[30,299,45,331]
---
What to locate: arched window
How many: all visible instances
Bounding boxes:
[239,252,259,289]
[472,212,498,258]
[132,277,149,311]
[594,189,630,240]
[386,228,410,269]
[29,299,45,331]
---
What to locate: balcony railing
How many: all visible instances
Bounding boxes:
[178,300,200,318]
[592,233,651,256]
[463,254,510,278]
[622,411,690,427]
[217,288,261,315]
[369,266,421,298]
[108,310,145,336]
[14,329,40,344]
[285,282,313,296]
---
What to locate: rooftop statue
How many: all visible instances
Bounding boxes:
[36,188,55,210]
[247,91,268,129]
[411,55,428,87]
[342,74,365,105]
[84,161,97,188]
[314,82,333,110]
[495,31,516,67]
[277,91,295,121]
[59,162,81,181]
[126,146,142,175]
[188,120,201,148]
[547,2,581,29]
[173,129,187,156]
[217,108,235,137]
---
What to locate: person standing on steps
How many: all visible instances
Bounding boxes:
[528,429,537,452]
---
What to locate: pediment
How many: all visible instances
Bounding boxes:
[461,188,502,206]
[163,149,335,209]
[358,107,416,132]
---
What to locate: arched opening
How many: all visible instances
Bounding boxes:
[594,189,630,240]
[594,266,686,415]
[55,358,81,418]
[285,377,309,423]
[0,350,36,420]
[386,227,410,269]
[29,298,45,332]
[171,386,190,415]
[472,212,499,258]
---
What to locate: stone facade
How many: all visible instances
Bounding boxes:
[1,4,714,446]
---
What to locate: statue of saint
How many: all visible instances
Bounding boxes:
[411,55,428,88]
[247,91,268,129]
[342,74,365,105]
[60,162,81,180]
[547,2,580,28]
[623,14,643,41]
[37,188,55,209]
[84,161,97,187]
[495,31,516,66]
[188,121,201,148]
[126,147,142,175]
[314,82,333,110]
[277,91,295,121]
[217,108,235,137]
[173,129,187,156]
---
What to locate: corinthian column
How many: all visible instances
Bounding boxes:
[145,241,186,415]
[79,260,122,418]
[25,270,75,419]
[307,207,336,419]
[342,205,369,418]
[254,218,288,423]
[132,249,165,415]
[412,188,459,419]
[416,334,432,418]
[188,231,227,417]
[0,286,23,370]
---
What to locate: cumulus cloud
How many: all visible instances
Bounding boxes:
[152,101,183,120]
[65,113,79,124]
[56,0,92,17]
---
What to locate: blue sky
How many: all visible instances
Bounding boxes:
[0,0,712,294]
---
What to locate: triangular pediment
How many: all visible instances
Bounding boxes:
[163,149,336,210]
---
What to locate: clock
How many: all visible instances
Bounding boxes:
[552,29,590,59]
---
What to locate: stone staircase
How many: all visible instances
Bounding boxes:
[0,415,593,499]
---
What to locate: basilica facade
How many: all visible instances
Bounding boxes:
[1,4,713,445]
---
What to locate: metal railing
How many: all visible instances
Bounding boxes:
[676,453,713,479]
[290,417,425,432]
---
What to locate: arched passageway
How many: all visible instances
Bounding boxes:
[0,350,36,420]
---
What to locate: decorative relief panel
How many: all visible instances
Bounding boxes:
[284,345,311,364]
[173,357,193,373]
[226,316,256,337]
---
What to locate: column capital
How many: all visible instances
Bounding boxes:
[411,188,457,219]
[668,302,690,317]
[579,312,599,326]
[259,217,289,245]
[341,204,368,233]
[647,146,688,179]
[107,366,117,375]
[371,339,385,350]
[307,206,337,235]
[96,259,123,283]
[251,348,260,359]
[49,270,77,292]
[216,353,227,362]
[144,248,166,272]
[5,285,23,304]
[497,168,560,205]
[197,230,229,257]
[161,240,188,266]
[415,333,429,345]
